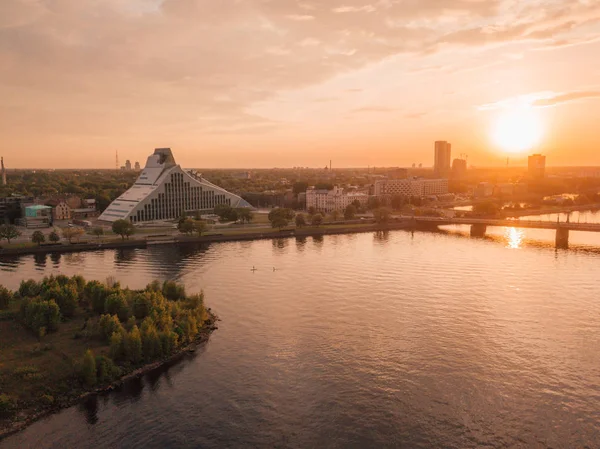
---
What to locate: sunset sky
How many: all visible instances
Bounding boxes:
[1,0,600,169]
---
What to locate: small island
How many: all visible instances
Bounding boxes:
[0,275,216,438]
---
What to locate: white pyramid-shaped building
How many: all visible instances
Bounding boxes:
[99,148,251,223]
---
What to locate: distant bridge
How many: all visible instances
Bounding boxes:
[408,216,600,248]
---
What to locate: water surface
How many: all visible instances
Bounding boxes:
[1,228,600,448]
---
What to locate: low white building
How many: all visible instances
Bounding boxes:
[306,187,369,213]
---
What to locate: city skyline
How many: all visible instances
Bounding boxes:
[2,0,600,169]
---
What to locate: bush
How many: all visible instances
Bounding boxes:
[125,325,143,364]
[109,330,125,361]
[133,292,153,319]
[81,349,97,387]
[99,314,123,342]
[95,355,121,384]
[141,318,162,361]
[71,275,86,295]
[105,293,129,321]
[162,281,185,301]
[45,285,78,318]
[20,298,61,335]
[160,331,178,356]
[19,279,41,298]
[0,394,14,417]
[88,282,110,315]
[40,394,55,406]
[0,286,12,310]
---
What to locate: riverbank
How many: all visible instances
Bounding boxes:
[501,203,600,218]
[0,221,413,257]
[0,320,216,441]
[0,276,217,441]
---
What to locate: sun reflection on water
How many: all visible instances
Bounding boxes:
[505,227,524,249]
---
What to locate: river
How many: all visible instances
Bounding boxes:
[1,225,600,448]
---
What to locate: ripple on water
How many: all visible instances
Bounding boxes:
[2,230,600,448]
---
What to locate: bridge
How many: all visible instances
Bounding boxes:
[408,216,600,248]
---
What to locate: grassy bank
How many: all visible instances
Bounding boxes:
[0,276,216,439]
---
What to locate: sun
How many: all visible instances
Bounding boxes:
[492,106,543,153]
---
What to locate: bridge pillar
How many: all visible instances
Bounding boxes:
[470,223,487,237]
[556,228,569,249]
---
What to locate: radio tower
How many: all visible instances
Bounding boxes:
[1,157,6,186]
[116,150,119,172]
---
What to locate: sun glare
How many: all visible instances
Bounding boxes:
[492,106,543,154]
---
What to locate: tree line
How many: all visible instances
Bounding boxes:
[2,275,212,389]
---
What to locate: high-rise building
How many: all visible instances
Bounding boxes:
[434,141,452,177]
[528,154,546,179]
[451,158,467,178]
[134,161,141,171]
[125,160,132,171]
[99,148,252,223]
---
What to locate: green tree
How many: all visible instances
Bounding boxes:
[344,204,357,220]
[295,213,306,228]
[330,210,341,222]
[0,286,11,310]
[237,208,254,224]
[87,281,109,314]
[373,207,392,224]
[132,292,153,319]
[271,216,289,230]
[126,325,143,364]
[141,318,162,360]
[49,230,61,243]
[91,227,104,241]
[178,218,195,235]
[0,224,21,244]
[99,314,123,342]
[112,219,135,240]
[49,285,78,318]
[31,231,45,246]
[95,355,120,384]
[192,220,207,236]
[473,201,500,217]
[163,280,186,301]
[20,298,61,335]
[105,293,129,321]
[19,279,41,298]
[268,208,295,229]
[307,206,317,217]
[311,213,323,227]
[214,204,239,222]
[109,330,125,361]
[81,349,97,387]
[62,227,84,244]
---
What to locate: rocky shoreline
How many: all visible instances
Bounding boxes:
[0,319,218,441]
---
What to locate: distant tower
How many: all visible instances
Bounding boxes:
[134,161,141,171]
[1,157,6,186]
[125,160,132,171]
[115,150,119,172]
